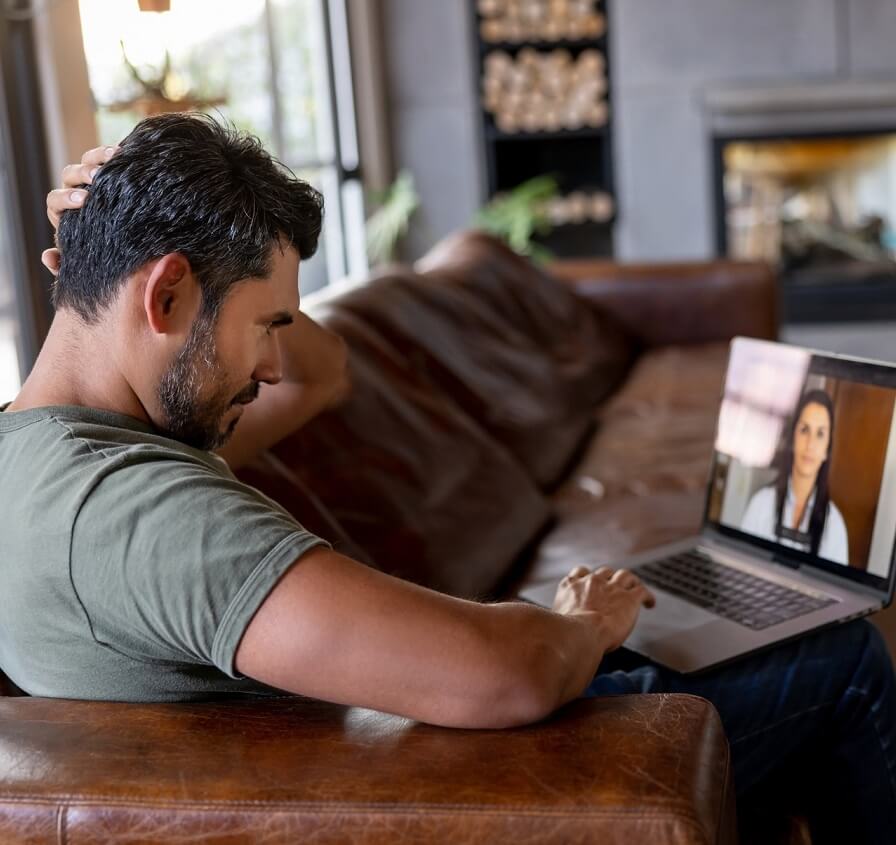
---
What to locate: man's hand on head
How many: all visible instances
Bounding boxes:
[42,144,119,276]
[45,142,351,468]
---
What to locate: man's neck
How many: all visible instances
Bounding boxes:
[7,311,148,423]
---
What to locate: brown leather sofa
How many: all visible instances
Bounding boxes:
[0,232,781,844]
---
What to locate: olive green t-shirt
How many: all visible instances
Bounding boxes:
[0,404,327,701]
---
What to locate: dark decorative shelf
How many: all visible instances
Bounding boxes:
[472,0,615,259]
[476,37,608,54]
[485,126,608,142]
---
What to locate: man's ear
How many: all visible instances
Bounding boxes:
[143,253,200,335]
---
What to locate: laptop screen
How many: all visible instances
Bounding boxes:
[706,337,896,593]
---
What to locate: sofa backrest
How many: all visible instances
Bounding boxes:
[415,232,636,486]
[330,233,635,488]
[550,258,778,347]
[243,305,552,599]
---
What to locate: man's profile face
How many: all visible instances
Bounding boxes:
[156,246,300,451]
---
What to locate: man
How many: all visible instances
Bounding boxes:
[5,113,896,843]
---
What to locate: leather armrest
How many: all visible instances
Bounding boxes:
[0,693,736,844]
[550,259,779,347]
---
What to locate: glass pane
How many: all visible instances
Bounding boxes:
[77,0,351,291]
[294,166,342,293]
[79,0,267,146]
[342,177,368,279]
[0,149,22,400]
[78,0,336,167]
[269,0,336,168]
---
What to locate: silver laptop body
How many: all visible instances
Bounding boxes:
[522,338,896,674]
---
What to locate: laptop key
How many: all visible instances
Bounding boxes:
[635,551,837,631]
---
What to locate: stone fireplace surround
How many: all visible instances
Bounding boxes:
[608,0,896,264]
[707,82,896,323]
[707,79,896,257]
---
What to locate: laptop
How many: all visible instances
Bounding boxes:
[521,336,896,674]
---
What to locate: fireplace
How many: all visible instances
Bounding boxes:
[713,130,896,323]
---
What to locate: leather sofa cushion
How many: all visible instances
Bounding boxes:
[335,232,635,488]
[266,307,551,599]
[236,452,374,566]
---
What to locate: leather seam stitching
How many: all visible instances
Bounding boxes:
[0,797,705,822]
[55,803,67,845]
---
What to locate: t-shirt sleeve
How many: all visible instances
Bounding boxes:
[70,456,329,678]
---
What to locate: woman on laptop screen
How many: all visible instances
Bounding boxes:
[741,389,849,564]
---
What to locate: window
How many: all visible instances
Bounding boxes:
[0,142,22,399]
[77,0,366,293]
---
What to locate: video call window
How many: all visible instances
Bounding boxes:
[706,339,896,578]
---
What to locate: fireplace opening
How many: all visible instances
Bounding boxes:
[713,130,896,323]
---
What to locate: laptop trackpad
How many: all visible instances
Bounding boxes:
[627,590,718,646]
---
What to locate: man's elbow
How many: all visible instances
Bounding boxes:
[453,643,564,730]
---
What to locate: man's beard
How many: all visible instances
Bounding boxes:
[157,314,259,451]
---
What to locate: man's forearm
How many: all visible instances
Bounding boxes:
[479,601,610,724]
[217,312,350,469]
[277,310,350,400]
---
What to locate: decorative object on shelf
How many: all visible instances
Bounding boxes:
[472,0,614,258]
[478,0,605,43]
[482,47,607,134]
[365,170,421,265]
[475,175,559,262]
[545,189,614,225]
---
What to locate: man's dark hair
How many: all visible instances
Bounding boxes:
[55,112,324,323]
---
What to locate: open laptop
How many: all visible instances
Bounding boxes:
[522,336,896,674]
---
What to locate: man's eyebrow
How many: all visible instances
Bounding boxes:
[262,311,295,327]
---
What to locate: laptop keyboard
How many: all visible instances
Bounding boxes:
[634,550,837,631]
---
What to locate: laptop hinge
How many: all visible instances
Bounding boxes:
[771,553,800,570]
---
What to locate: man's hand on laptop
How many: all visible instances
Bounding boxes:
[43,145,351,469]
[553,565,656,652]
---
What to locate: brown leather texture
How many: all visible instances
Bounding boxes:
[325,263,635,489]
[259,307,551,599]
[236,450,375,566]
[550,258,778,348]
[0,233,783,843]
[0,693,733,845]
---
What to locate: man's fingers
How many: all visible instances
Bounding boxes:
[79,144,117,169]
[60,146,117,191]
[607,569,654,607]
[564,565,590,582]
[61,162,100,190]
[41,248,61,277]
[46,187,86,228]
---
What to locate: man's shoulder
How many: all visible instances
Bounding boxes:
[8,405,229,481]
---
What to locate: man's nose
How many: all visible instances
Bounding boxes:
[254,338,283,385]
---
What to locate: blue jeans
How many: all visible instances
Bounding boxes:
[584,620,896,844]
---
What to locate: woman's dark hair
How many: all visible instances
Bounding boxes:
[774,389,836,555]
[54,112,324,324]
